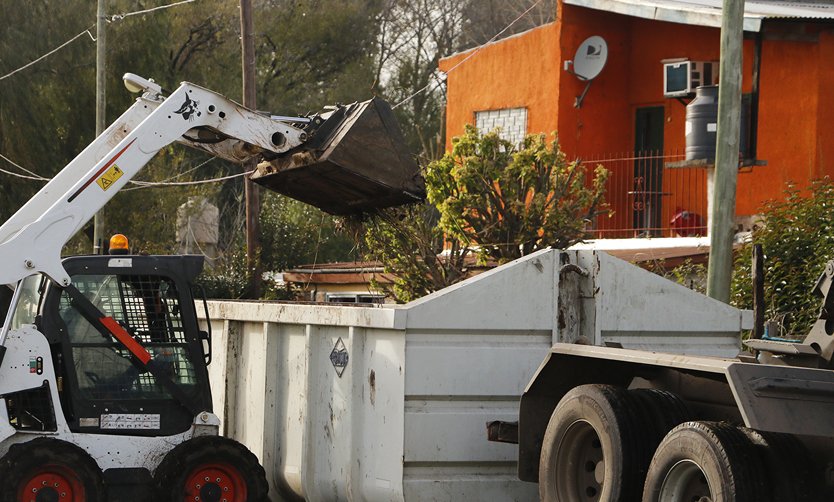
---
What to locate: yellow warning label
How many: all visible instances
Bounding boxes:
[96,164,124,191]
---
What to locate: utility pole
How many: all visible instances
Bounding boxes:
[240,0,262,296]
[706,0,745,303]
[93,0,107,254]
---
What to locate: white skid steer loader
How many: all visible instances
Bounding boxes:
[0,73,422,502]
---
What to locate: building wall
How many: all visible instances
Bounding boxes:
[439,1,833,225]
[438,23,562,150]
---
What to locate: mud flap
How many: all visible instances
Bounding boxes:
[251,97,425,215]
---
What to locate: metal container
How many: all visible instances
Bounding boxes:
[200,248,749,501]
[251,98,425,215]
[685,85,719,162]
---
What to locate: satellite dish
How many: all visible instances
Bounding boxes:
[572,36,608,81]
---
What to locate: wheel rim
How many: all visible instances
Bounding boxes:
[19,464,85,502]
[555,420,605,501]
[658,460,712,502]
[183,463,247,502]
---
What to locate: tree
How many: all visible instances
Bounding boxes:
[731,178,834,338]
[429,125,608,263]
[364,126,608,302]
[363,203,469,302]
[259,191,356,272]
[373,0,465,162]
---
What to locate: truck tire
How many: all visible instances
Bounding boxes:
[539,384,649,502]
[642,421,769,502]
[154,435,268,502]
[629,389,691,446]
[0,437,105,502]
[741,428,816,501]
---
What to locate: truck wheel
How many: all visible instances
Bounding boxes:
[154,435,268,502]
[741,428,815,501]
[0,437,104,502]
[539,384,648,501]
[642,421,768,502]
[629,389,691,445]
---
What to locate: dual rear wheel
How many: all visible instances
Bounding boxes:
[539,384,813,502]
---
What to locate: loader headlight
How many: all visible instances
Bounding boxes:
[123,73,162,95]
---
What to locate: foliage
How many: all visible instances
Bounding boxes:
[195,243,252,299]
[0,0,557,299]
[427,125,608,263]
[645,259,707,294]
[730,178,834,337]
[258,192,356,272]
[364,127,608,302]
[363,203,469,302]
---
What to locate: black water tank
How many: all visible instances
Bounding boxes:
[686,85,719,162]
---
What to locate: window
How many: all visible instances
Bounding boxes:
[325,293,384,304]
[475,108,528,146]
[60,274,197,400]
[10,274,42,330]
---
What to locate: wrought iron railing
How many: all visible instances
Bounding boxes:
[581,151,708,239]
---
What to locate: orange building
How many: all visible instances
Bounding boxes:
[439,0,834,237]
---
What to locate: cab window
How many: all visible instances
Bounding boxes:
[59,273,198,400]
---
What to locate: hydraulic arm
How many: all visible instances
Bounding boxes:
[0,74,308,289]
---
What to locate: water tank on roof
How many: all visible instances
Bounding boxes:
[685,85,718,162]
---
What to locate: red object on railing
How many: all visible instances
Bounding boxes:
[580,150,707,238]
[670,207,706,237]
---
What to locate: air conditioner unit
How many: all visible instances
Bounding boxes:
[663,60,719,98]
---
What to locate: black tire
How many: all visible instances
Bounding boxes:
[539,384,651,501]
[629,388,691,447]
[154,435,268,502]
[642,421,769,502]
[0,437,105,502]
[741,428,816,502]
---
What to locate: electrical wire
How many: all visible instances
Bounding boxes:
[0,27,96,82]
[109,0,196,22]
[128,169,253,187]
[123,156,217,190]
[0,0,199,83]
[393,0,543,110]
[0,152,49,180]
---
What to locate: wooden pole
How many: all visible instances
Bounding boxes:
[752,243,765,339]
[706,0,745,302]
[240,0,261,296]
[93,0,107,254]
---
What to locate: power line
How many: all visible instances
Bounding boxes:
[0,150,249,187]
[129,169,252,188]
[393,0,543,110]
[0,0,199,83]
[0,27,96,83]
[0,152,49,180]
[109,0,197,22]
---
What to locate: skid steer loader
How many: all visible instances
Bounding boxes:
[0,73,422,501]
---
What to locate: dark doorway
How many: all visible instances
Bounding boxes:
[633,106,665,236]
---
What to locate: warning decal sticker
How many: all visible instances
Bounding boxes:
[100,413,161,429]
[96,164,124,191]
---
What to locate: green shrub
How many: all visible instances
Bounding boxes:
[730,178,834,337]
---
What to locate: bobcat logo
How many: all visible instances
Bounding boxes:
[174,94,201,121]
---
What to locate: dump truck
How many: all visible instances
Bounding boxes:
[494,250,834,501]
[0,73,421,501]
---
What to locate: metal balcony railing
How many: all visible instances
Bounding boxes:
[581,150,708,239]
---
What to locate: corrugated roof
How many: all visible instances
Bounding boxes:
[563,0,834,31]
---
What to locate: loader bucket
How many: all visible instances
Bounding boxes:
[251,97,425,215]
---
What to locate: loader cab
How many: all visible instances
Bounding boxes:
[38,255,213,436]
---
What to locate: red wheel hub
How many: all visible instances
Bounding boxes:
[184,463,247,502]
[19,464,85,502]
